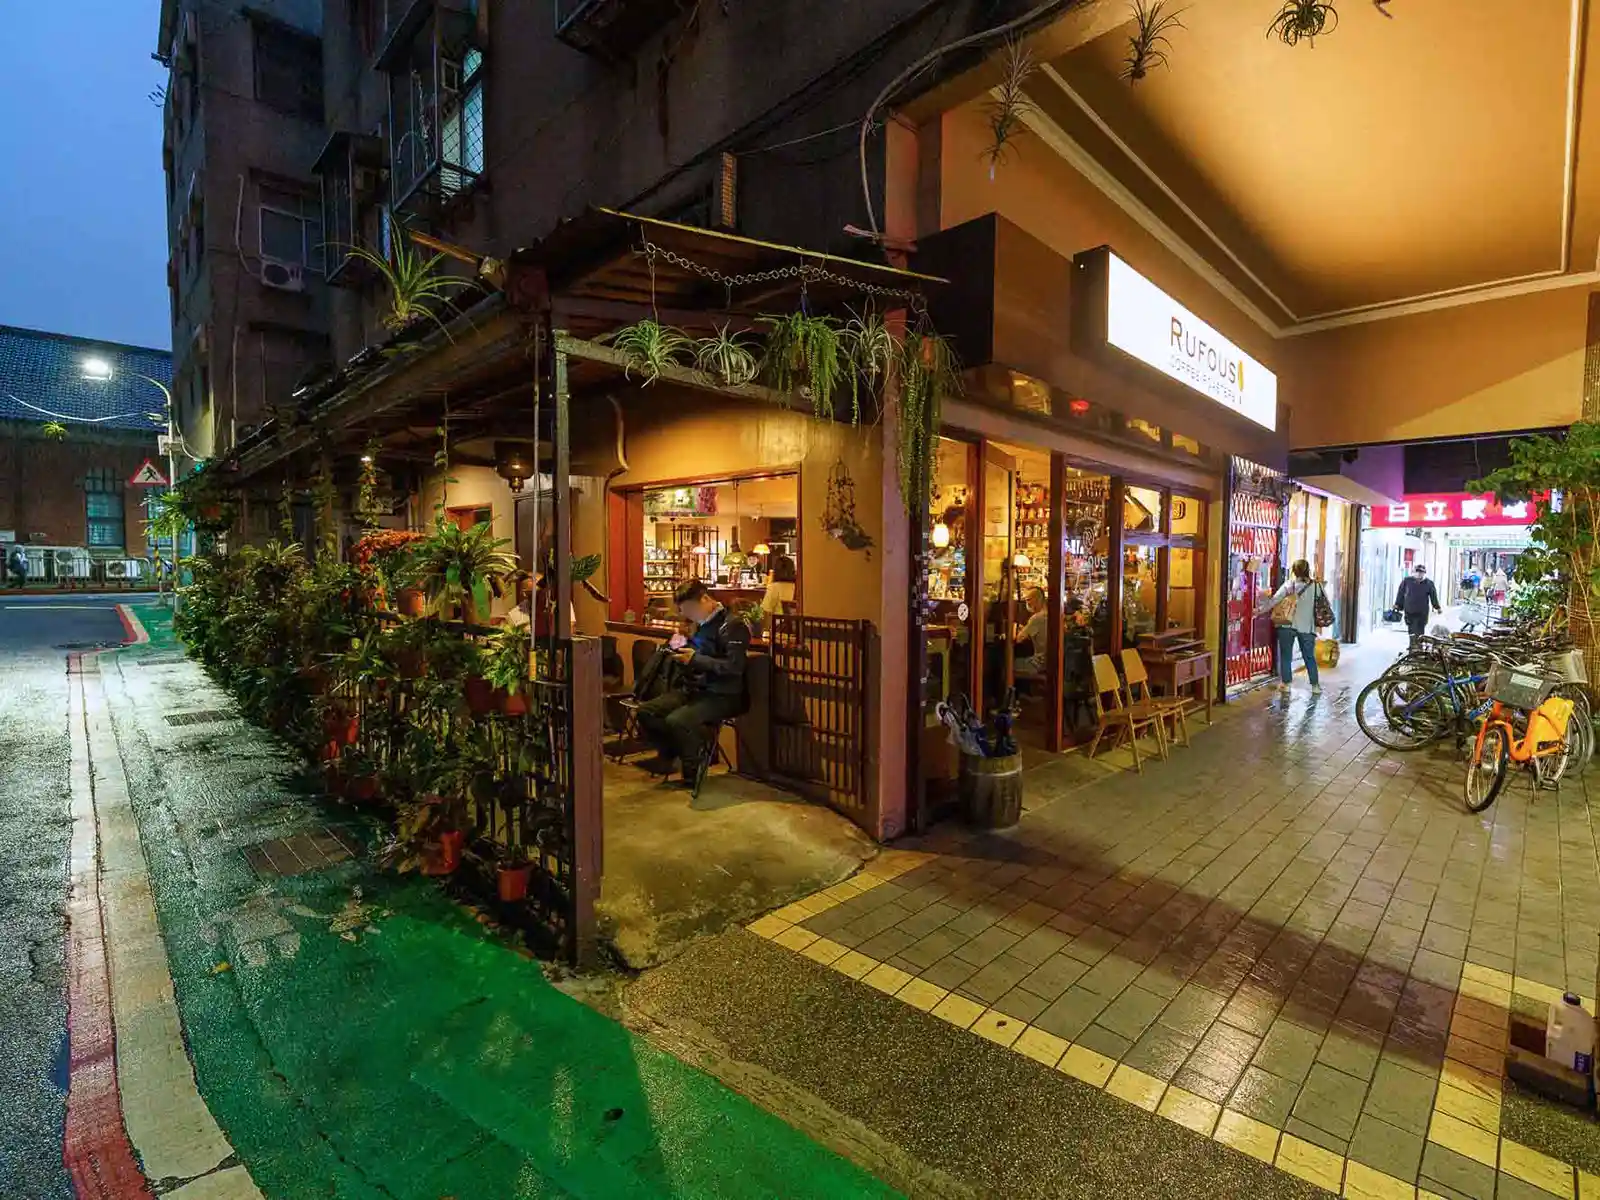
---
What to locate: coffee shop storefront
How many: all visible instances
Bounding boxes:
[909,215,1288,819]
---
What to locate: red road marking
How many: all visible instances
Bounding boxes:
[62,654,154,1198]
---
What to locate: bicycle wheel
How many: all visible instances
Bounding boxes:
[1464,724,1510,812]
[1357,675,1447,751]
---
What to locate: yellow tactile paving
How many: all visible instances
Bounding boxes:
[798,936,848,966]
[1440,1056,1501,1102]
[1514,977,1568,1009]
[770,901,817,924]
[893,977,948,1012]
[1433,1081,1501,1132]
[1444,1034,1503,1078]
[744,913,789,939]
[970,1009,1025,1049]
[862,962,913,995]
[1058,1043,1117,1088]
[1342,1160,1415,1199]
[1012,1026,1068,1069]
[1580,1168,1600,1200]
[1105,1064,1166,1111]
[1214,1109,1279,1164]
[1158,1087,1221,1137]
[829,950,878,980]
[930,992,985,1029]
[1428,1110,1499,1169]
[771,924,819,952]
[1448,1011,1507,1051]
[1499,1138,1576,1199]
[1277,1133,1346,1193]
[1462,962,1514,991]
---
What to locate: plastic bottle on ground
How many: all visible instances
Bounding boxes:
[1546,993,1596,1075]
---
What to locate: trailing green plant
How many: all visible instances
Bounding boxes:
[693,324,759,386]
[840,306,897,426]
[1122,0,1185,81]
[40,421,67,441]
[402,516,519,622]
[981,39,1038,178]
[759,312,844,422]
[346,211,476,334]
[894,328,963,516]
[310,462,339,561]
[1469,420,1600,652]
[1268,0,1338,46]
[482,622,532,695]
[356,440,385,530]
[610,320,692,384]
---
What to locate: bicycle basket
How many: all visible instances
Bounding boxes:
[1547,648,1588,685]
[1487,663,1555,710]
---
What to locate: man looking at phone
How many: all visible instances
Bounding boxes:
[636,580,750,783]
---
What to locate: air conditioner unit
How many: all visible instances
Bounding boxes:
[260,257,306,292]
[106,560,130,578]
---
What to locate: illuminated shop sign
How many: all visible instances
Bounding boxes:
[1367,492,1541,529]
[1103,253,1278,432]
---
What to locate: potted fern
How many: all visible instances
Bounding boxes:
[402,517,518,624]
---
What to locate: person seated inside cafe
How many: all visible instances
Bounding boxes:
[761,554,797,619]
[1014,586,1049,682]
[636,579,751,785]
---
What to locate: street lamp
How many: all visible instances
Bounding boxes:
[82,358,180,595]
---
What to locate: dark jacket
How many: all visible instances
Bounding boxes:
[1395,576,1440,615]
[685,607,750,696]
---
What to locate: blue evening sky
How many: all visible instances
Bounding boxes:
[0,3,170,350]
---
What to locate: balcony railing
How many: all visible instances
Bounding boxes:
[554,0,686,60]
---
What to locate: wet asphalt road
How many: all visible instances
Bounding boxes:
[0,595,150,1199]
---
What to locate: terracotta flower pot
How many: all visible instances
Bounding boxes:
[436,829,464,873]
[464,676,498,715]
[318,740,343,763]
[502,689,529,716]
[397,588,425,617]
[324,711,359,747]
[346,774,379,803]
[497,864,531,902]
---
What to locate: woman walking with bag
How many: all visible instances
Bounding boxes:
[1259,559,1333,695]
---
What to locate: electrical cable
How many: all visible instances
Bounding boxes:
[856,0,1085,238]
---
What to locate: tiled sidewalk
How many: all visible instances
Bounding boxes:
[750,684,1600,1199]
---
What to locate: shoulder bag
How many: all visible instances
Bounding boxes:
[1312,583,1335,630]
[1270,585,1301,627]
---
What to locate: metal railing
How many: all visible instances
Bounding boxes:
[1,546,156,589]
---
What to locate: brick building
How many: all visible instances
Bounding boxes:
[0,325,170,553]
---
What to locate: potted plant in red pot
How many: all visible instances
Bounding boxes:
[482,623,533,715]
[402,517,518,625]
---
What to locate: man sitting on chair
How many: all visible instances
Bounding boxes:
[636,580,750,785]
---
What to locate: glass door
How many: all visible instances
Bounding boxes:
[981,446,1017,706]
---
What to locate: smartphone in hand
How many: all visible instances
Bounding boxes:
[668,633,688,650]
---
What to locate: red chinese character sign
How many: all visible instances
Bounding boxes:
[1368,492,1541,529]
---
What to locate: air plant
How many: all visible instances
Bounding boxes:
[40,421,67,440]
[894,328,963,516]
[609,320,692,384]
[1268,0,1338,46]
[758,313,844,422]
[345,211,476,334]
[1122,0,1186,82]
[692,324,758,387]
[981,39,1039,179]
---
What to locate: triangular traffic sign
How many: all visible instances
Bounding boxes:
[128,459,169,486]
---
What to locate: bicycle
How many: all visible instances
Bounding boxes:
[1463,663,1580,812]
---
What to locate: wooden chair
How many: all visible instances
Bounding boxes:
[1086,653,1168,772]
[1121,647,1190,750]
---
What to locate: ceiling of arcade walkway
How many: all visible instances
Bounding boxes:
[1013,0,1600,331]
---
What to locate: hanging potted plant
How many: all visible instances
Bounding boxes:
[759,312,845,422]
[483,622,533,714]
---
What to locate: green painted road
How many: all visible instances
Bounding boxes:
[110,606,898,1199]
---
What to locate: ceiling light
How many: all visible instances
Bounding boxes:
[931,522,951,548]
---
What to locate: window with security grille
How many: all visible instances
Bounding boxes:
[85,469,125,548]
[253,19,323,121]
[260,185,324,270]
[383,4,484,216]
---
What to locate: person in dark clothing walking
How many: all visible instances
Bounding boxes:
[636,579,750,784]
[1395,564,1442,642]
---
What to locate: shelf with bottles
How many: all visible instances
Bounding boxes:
[927,546,966,603]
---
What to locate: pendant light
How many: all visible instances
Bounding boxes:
[931,522,951,548]
[723,480,749,576]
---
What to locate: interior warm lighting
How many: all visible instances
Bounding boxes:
[1067,397,1091,416]
[931,522,951,548]
[1013,553,1031,569]
[752,542,771,556]
[360,455,374,464]
[494,439,537,493]
[82,358,114,381]
[691,543,709,554]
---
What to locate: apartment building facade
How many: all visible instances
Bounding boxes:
[157,0,333,463]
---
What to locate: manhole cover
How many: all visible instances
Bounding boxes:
[136,654,186,666]
[242,829,357,879]
[163,709,236,727]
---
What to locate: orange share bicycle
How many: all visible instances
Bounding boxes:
[1463,662,1579,813]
